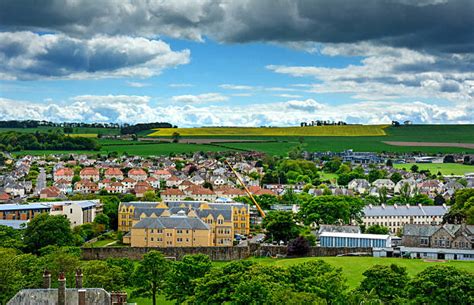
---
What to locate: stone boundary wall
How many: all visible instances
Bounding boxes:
[81,245,372,261]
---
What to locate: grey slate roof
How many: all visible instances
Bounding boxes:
[133,216,209,230]
[363,205,449,217]
[403,224,441,236]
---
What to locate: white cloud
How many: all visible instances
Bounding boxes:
[171,93,228,104]
[267,44,474,104]
[0,31,190,80]
[169,83,193,88]
[275,94,303,98]
[126,81,150,88]
[1,95,472,127]
[219,84,254,90]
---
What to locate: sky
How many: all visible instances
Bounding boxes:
[0,0,473,127]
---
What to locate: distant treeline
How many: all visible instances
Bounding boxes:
[300,120,348,126]
[0,131,100,151]
[120,122,177,135]
[0,120,121,129]
[0,120,177,135]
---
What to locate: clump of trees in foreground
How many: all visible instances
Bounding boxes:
[1,248,472,305]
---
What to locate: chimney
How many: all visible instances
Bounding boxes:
[78,289,86,305]
[111,291,128,305]
[43,270,51,289]
[75,269,83,288]
[58,272,66,305]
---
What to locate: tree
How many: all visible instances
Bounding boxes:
[83,260,126,291]
[386,159,393,167]
[171,132,180,143]
[358,264,409,304]
[93,213,109,230]
[261,211,300,243]
[377,187,388,204]
[365,225,390,235]
[408,265,474,305]
[410,165,419,173]
[23,213,75,253]
[164,254,212,304]
[132,251,171,305]
[0,248,23,305]
[287,260,347,303]
[0,225,24,250]
[299,195,364,226]
[143,190,157,201]
[390,172,402,183]
[444,189,474,224]
[287,236,310,257]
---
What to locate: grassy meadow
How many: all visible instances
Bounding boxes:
[394,163,474,175]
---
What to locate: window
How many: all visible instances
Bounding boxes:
[420,237,428,246]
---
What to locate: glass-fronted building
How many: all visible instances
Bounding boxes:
[319,232,391,248]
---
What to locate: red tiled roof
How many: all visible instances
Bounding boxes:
[80,167,99,176]
[40,186,61,197]
[162,188,185,195]
[55,168,74,176]
[128,168,147,176]
[105,168,123,176]
[0,192,10,200]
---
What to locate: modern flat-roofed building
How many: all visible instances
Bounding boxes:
[362,204,449,234]
[0,200,100,227]
[320,232,391,248]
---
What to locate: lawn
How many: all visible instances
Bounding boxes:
[149,125,389,137]
[85,239,117,247]
[248,256,474,288]
[394,163,474,175]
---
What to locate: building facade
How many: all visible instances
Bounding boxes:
[118,200,250,247]
[362,204,449,234]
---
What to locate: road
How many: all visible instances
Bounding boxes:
[35,167,46,194]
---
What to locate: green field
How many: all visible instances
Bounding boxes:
[126,256,474,304]
[149,125,389,137]
[9,125,474,156]
[394,163,474,175]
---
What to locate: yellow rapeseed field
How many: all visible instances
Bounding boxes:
[67,133,98,138]
[148,125,389,137]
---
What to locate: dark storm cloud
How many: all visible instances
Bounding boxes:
[0,0,472,54]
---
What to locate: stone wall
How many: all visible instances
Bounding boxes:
[81,245,372,261]
[82,246,250,261]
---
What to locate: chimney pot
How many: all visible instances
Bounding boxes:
[43,270,51,289]
[58,272,66,305]
[75,269,83,289]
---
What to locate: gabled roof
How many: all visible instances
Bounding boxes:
[133,216,209,230]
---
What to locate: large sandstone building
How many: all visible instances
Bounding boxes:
[118,200,250,247]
